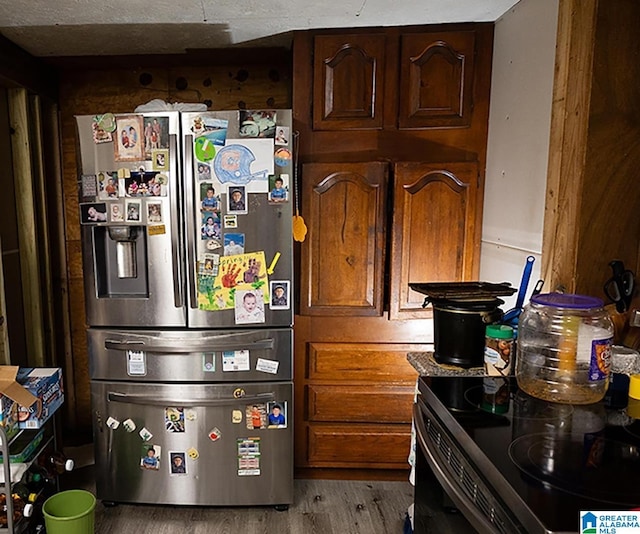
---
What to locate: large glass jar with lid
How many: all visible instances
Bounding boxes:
[515,293,614,404]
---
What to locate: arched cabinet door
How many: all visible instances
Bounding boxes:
[389,161,480,319]
[300,162,388,315]
[399,31,476,129]
[312,34,386,130]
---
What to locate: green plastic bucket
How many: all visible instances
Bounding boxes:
[43,489,96,534]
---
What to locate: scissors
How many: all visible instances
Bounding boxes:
[604,260,635,313]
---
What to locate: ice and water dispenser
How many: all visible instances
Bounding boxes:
[91,224,149,297]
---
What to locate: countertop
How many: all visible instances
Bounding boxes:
[407,352,485,377]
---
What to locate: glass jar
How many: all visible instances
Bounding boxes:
[515,293,614,404]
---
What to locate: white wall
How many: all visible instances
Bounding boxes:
[479,0,559,311]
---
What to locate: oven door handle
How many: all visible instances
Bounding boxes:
[108,391,275,407]
[413,401,503,534]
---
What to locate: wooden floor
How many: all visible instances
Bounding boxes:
[60,445,475,533]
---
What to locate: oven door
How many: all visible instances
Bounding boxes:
[413,394,534,534]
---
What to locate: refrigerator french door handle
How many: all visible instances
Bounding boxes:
[107,391,275,407]
[169,133,183,308]
[183,134,198,309]
[104,337,275,352]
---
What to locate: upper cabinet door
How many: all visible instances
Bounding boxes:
[313,34,387,130]
[389,161,480,319]
[300,162,388,316]
[398,31,476,129]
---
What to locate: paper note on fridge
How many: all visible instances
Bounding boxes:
[256,358,279,374]
[222,350,250,372]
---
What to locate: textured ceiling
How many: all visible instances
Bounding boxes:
[0,0,520,57]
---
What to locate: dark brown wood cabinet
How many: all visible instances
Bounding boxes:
[312,29,477,131]
[300,162,388,316]
[293,23,493,475]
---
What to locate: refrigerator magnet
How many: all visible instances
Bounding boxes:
[237,437,261,476]
[105,416,120,430]
[97,171,119,200]
[92,116,113,144]
[141,444,160,470]
[127,350,146,376]
[110,203,124,222]
[234,289,266,325]
[139,427,153,441]
[268,174,289,203]
[143,116,169,160]
[223,233,244,255]
[267,401,287,428]
[208,427,222,442]
[256,358,279,375]
[246,404,267,430]
[202,352,215,372]
[223,350,251,372]
[80,202,108,224]
[274,147,291,168]
[123,418,137,432]
[169,452,187,475]
[269,281,290,310]
[146,200,163,224]
[125,199,142,222]
[152,149,169,171]
[227,186,247,214]
[223,214,237,229]
[185,409,197,421]
[232,410,243,424]
[80,174,98,201]
[165,407,185,433]
[114,114,145,162]
[275,126,289,146]
[187,447,199,460]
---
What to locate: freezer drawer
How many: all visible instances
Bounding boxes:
[91,381,293,506]
[89,328,293,382]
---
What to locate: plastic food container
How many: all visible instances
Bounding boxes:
[515,293,614,404]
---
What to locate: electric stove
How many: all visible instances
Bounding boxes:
[413,376,640,534]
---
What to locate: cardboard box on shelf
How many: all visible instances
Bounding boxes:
[0,367,38,440]
[15,368,63,429]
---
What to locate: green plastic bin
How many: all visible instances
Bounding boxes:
[43,489,96,534]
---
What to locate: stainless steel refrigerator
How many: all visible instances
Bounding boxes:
[75,110,294,507]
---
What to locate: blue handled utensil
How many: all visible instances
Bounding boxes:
[502,256,535,325]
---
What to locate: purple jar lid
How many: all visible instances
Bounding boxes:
[530,292,604,309]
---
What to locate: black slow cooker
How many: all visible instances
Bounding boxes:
[410,282,517,368]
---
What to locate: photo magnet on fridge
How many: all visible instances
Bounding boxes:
[80,202,108,224]
[169,452,187,475]
[140,444,161,470]
[114,114,145,162]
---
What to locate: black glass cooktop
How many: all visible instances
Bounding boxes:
[420,376,640,533]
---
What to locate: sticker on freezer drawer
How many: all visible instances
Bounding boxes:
[127,350,146,376]
[105,416,120,430]
[256,357,279,375]
[267,401,287,429]
[237,438,261,476]
[208,427,222,442]
[232,410,243,424]
[169,452,187,475]
[123,418,136,432]
[222,350,250,372]
[246,404,267,430]
[165,407,185,433]
[202,352,215,372]
[140,444,161,471]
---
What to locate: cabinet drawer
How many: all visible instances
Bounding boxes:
[306,384,414,423]
[307,423,412,467]
[308,343,421,381]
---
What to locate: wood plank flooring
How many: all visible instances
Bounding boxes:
[60,445,476,533]
[61,465,412,534]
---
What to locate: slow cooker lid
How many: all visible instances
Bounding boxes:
[410,281,517,300]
